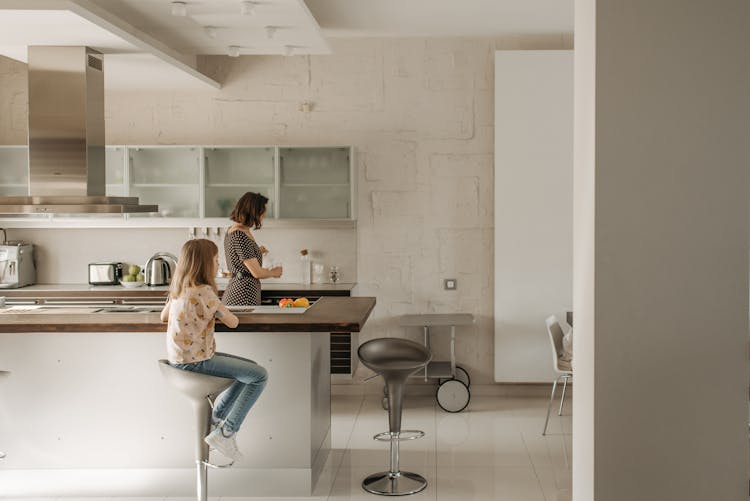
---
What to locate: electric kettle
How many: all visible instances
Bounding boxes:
[144,252,178,286]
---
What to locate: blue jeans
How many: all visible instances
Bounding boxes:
[172,352,268,434]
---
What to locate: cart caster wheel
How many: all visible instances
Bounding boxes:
[439,366,471,387]
[436,379,470,413]
[382,396,389,411]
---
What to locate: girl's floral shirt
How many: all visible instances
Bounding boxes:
[166,285,230,364]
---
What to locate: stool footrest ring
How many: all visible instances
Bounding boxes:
[200,459,234,469]
[373,430,425,442]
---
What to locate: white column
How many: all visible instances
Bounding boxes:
[494,50,573,383]
[573,1,750,500]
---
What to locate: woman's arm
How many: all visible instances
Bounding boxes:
[215,303,239,328]
[160,298,170,323]
[243,257,283,279]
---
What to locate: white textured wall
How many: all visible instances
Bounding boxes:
[7,227,356,286]
[0,36,573,385]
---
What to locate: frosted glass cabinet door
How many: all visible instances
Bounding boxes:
[105,147,126,197]
[204,147,275,218]
[279,147,351,219]
[0,147,28,196]
[129,147,201,217]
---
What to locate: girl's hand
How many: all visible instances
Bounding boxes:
[160,297,171,323]
[259,245,269,254]
[271,266,283,278]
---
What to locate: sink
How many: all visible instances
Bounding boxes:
[95,306,162,313]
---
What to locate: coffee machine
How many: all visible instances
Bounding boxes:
[0,230,35,288]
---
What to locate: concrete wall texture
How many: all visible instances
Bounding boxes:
[0,36,573,385]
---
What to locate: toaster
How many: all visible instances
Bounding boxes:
[88,262,123,285]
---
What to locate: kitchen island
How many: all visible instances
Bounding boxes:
[0,296,375,498]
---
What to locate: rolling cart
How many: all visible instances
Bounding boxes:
[395,313,475,413]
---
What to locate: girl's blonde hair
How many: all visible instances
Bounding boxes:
[170,239,218,299]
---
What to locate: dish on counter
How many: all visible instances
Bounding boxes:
[120,280,145,289]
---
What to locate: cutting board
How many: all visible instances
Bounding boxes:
[229,305,308,314]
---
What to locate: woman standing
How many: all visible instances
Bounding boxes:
[222,192,283,306]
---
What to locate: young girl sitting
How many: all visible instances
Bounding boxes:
[161,239,268,461]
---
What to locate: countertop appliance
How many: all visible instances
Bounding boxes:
[145,252,178,286]
[0,242,36,289]
[88,262,123,286]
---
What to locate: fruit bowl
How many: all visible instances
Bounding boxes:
[120,280,145,289]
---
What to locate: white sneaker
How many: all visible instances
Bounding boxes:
[204,428,243,461]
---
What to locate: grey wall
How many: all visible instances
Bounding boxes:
[573,0,750,499]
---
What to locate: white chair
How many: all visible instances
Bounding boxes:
[542,316,572,436]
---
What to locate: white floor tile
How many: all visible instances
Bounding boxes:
[27,394,568,501]
[435,466,545,501]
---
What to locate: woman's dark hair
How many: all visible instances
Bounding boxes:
[230,192,269,229]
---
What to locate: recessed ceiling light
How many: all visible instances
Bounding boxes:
[204,26,218,39]
[265,26,277,39]
[227,46,241,57]
[170,1,188,16]
[240,1,256,16]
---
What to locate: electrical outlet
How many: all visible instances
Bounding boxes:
[444,278,457,290]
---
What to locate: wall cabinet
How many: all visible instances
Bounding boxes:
[204,147,276,218]
[279,147,352,219]
[0,145,355,226]
[128,147,201,218]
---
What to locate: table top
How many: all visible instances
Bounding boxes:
[399,313,475,327]
[0,296,375,333]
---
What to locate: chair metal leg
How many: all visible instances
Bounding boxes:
[363,432,427,497]
[542,377,559,436]
[197,459,208,501]
[558,376,568,416]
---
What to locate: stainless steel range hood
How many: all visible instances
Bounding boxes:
[0,46,157,214]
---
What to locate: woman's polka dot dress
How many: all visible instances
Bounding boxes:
[222,230,262,306]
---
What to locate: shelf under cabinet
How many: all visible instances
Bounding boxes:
[131,183,198,188]
[281,183,351,188]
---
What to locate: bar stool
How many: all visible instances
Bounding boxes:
[158,360,234,501]
[358,338,432,496]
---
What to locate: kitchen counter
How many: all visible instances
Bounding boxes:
[0,296,374,333]
[0,294,375,498]
[0,281,356,298]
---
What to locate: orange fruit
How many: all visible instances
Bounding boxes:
[293,297,310,308]
[278,298,294,308]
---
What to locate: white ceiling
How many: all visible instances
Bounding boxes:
[0,9,137,63]
[306,0,573,37]
[88,0,331,56]
[0,0,573,89]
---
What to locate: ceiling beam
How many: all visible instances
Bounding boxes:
[67,0,221,89]
[0,0,222,89]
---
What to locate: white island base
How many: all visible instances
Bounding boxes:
[0,330,331,497]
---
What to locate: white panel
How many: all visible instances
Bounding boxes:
[0,330,330,497]
[494,50,573,382]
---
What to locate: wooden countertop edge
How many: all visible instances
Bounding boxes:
[0,297,376,334]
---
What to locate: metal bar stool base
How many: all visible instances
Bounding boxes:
[362,471,428,496]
